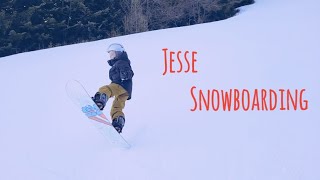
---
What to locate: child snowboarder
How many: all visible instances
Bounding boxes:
[92,43,134,133]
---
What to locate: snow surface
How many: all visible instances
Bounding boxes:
[0,0,320,179]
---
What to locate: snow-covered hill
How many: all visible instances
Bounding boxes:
[1,0,319,179]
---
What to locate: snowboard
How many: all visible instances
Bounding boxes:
[65,80,131,149]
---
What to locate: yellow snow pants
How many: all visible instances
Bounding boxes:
[98,83,129,120]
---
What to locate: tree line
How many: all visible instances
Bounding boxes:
[0,0,254,58]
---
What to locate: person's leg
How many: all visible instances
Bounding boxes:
[110,92,129,120]
[98,83,128,119]
[111,92,129,133]
[98,83,126,98]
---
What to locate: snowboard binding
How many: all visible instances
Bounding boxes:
[92,92,108,110]
[112,116,125,133]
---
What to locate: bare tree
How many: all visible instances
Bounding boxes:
[120,0,224,32]
[122,0,148,34]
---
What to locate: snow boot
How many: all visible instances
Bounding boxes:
[112,116,125,133]
[92,92,108,110]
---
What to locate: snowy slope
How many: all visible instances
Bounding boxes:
[1,0,320,179]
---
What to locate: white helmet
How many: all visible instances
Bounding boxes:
[107,43,125,52]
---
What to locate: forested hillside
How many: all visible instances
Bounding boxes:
[0,0,254,57]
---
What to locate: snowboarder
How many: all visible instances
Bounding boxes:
[92,43,134,133]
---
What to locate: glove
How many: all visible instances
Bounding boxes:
[120,69,133,81]
[120,71,129,81]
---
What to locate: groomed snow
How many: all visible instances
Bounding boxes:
[0,0,319,179]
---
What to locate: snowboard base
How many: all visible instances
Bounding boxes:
[66,80,131,149]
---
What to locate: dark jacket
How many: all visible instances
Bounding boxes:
[107,52,134,100]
